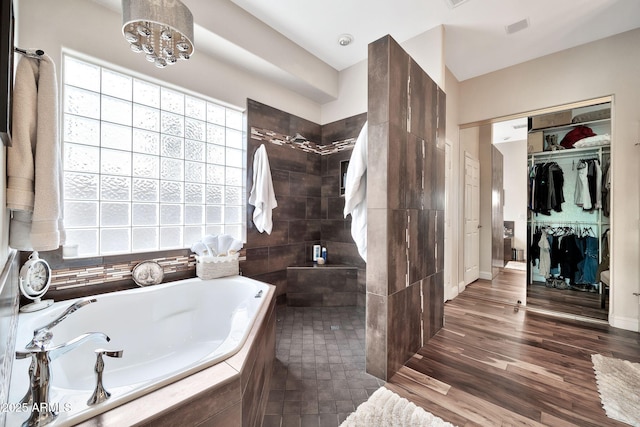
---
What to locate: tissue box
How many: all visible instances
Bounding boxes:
[196,253,239,279]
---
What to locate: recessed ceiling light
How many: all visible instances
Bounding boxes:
[338,34,353,46]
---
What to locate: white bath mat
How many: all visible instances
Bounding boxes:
[340,386,456,427]
[504,261,526,271]
[591,353,640,426]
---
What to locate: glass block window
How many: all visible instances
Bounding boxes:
[62,55,246,257]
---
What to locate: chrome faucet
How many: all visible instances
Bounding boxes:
[16,332,110,427]
[25,298,97,350]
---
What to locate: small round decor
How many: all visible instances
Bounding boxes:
[19,251,54,313]
[132,261,164,287]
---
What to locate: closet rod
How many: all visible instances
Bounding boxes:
[529,145,609,162]
[529,219,601,226]
[14,47,45,59]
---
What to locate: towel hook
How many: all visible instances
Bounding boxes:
[14,47,45,59]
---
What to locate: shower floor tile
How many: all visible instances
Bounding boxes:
[262,305,384,427]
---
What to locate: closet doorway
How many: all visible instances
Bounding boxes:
[490,97,612,322]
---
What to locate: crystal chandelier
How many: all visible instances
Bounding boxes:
[122,0,194,68]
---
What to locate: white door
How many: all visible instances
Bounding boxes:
[463,153,480,286]
[444,142,455,301]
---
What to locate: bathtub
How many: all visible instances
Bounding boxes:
[7,275,275,427]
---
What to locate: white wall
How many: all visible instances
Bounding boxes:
[322,26,446,124]
[17,0,325,123]
[495,140,527,255]
[459,28,640,331]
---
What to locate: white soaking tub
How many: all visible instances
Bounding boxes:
[7,275,273,427]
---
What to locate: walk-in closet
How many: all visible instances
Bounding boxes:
[526,101,611,320]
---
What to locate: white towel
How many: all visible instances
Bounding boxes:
[6,52,65,251]
[249,144,278,234]
[343,122,367,262]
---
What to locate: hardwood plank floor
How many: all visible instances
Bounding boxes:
[387,270,640,427]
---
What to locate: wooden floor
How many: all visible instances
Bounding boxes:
[387,269,640,427]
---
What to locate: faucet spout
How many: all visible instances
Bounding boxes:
[48,332,111,360]
[26,298,97,349]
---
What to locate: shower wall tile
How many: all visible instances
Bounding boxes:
[271,170,290,198]
[306,152,322,175]
[321,113,367,144]
[388,123,407,211]
[247,99,290,133]
[367,122,388,210]
[422,272,444,342]
[271,195,307,221]
[406,134,424,210]
[408,58,436,143]
[305,197,321,220]
[423,138,436,210]
[268,244,306,273]
[366,208,388,297]
[288,220,321,244]
[425,210,437,277]
[245,220,288,249]
[387,283,422,376]
[365,292,387,380]
[326,197,346,220]
[320,220,350,243]
[436,210,445,273]
[408,209,425,286]
[324,241,365,270]
[389,209,408,295]
[366,35,445,381]
[251,270,287,297]
[241,247,269,277]
[246,99,365,303]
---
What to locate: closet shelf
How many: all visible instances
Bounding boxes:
[528,118,610,134]
[528,145,610,159]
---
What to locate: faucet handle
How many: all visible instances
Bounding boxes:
[97,349,124,358]
[87,348,123,406]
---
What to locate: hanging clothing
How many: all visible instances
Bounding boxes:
[601,159,611,217]
[559,234,584,285]
[575,236,599,285]
[575,160,592,210]
[538,230,551,279]
[596,229,610,282]
[530,162,565,215]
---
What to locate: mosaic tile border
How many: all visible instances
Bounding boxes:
[251,127,356,155]
[50,255,197,291]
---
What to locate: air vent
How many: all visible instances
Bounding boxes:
[505,18,529,35]
[444,0,471,9]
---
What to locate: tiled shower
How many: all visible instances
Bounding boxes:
[241,99,367,305]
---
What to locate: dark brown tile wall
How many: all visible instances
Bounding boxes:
[287,266,358,306]
[366,35,445,381]
[243,99,367,305]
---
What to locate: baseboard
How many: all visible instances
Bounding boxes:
[479,271,492,280]
[457,280,466,293]
[609,314,639,332]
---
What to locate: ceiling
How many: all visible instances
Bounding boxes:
[228,0,640,81]
[94,0,640,100]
